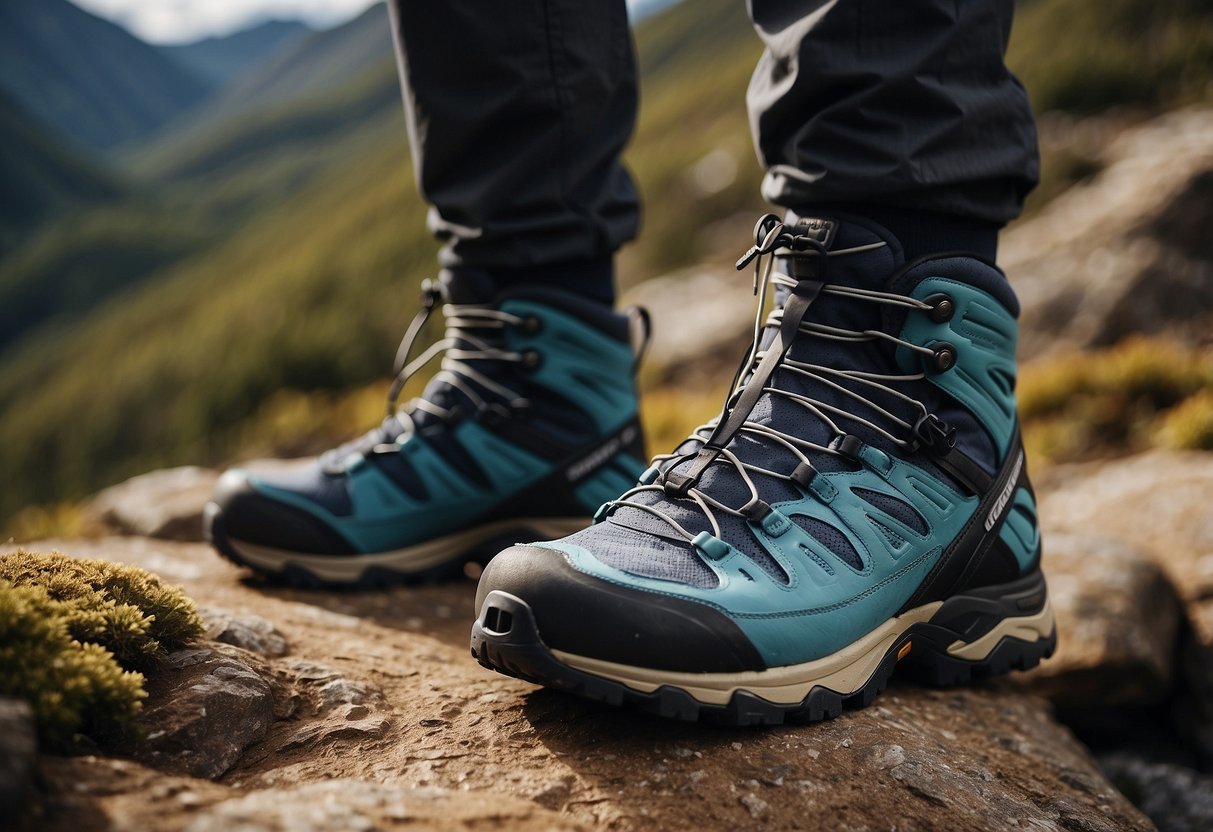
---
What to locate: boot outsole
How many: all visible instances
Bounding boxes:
[470,588,1057,727]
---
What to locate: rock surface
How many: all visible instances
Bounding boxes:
[0,697,37,825]
[134,644,277,779]
[10,535,1156,832]
[1025,533,1182,707]
[1002,106,1213,360]
[182,780,585,832]
[85,466,219,542]
[199,605,290,658]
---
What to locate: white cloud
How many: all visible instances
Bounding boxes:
[71,0,380,44]
[72,0,659,45]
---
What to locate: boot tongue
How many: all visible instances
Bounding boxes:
[608,215,913,556]
[775,213,904,303]
[753,214,909,455]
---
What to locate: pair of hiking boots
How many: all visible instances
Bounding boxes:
[205,213,1055,726]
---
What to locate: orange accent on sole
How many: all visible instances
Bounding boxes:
[897,642,913,661]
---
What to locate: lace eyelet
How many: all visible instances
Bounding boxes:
[927,342,957,373]
[925,293,955,323]
[519,315,543,335]
[521,350,542,371]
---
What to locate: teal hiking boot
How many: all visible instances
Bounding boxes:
[205,271,649,587]
[471,214,1055,725]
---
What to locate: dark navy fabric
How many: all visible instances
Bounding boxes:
[387,0,1037,273]
[585,216,1012,586]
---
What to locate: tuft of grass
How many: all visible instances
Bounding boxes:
[0,551,203,749]
[1019,337,1213,464]
[1159,388,1213,450]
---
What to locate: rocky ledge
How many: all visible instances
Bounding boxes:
[8,449,1212,831]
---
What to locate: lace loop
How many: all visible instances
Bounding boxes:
[326,282,536,474]
[604,219,953,545]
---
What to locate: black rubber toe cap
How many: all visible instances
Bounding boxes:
[208,470,356,555]
[476,544,766,673]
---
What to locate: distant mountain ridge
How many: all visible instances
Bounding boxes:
[134,4,396,177]
[0,0,210,153]
[162,20,314,87]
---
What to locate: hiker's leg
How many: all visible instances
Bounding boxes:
[387,0,639,303]
[746,0,1038,257]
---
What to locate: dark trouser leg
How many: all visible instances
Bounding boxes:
[387,0,639,299]
[746,0,1039,257]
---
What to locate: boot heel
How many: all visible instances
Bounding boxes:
[899,571,1057,686]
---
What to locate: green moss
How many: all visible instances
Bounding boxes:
[0,551,203,670]
[0,551,203,748]
[0,580,144,748]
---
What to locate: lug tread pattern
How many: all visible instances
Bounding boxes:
[470,592,1057,727]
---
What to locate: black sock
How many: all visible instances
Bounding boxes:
[446,258,616,306]
[805,204,1000,262]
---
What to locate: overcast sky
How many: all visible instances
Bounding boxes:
[73,0,657,45]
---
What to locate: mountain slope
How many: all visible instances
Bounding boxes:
[134,4,396,178]
[162,20,313,87]
[0,93,124,253]
[0,0,211,153]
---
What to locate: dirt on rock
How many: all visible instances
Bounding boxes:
[13,532,1156,832]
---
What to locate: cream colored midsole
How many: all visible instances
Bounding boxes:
[946,601,1055,660]
[551,598,1055,707]
[226,516,587,581]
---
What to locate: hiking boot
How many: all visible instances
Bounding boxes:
[205,271,649,587]
[471,213,1055,725]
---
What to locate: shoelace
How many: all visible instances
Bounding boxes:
[323,280,534,472]
[601,215,956,543]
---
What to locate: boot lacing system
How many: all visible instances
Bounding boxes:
[599,214,960,544]
[323,279,537,473]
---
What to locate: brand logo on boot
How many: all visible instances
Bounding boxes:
[795,217,839,248]
[566,424,639,483]
[984,450,1024,532]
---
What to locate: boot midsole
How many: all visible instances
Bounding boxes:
[225,516,589,580]
[548,591,1054,707]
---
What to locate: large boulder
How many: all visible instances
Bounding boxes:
[1003,107,1213,359]
[1036,451,1213,647]
[85,466,219,542]
[1024,533,1183,708]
